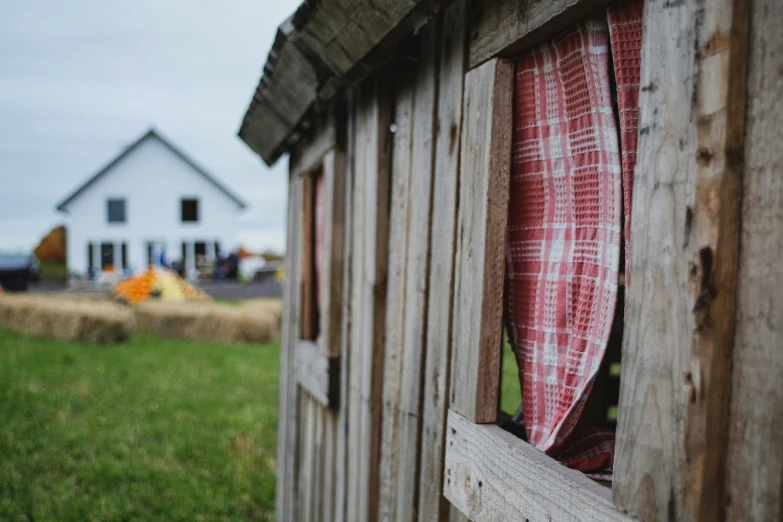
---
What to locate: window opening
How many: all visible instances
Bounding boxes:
[498,1,643,483]
[87,243,94,272]
[301,171,323,341]
[100,243,114,271]
[107,198,126,223]
[181,198,199,222]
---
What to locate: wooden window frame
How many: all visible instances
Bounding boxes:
[443,0,749,520]
[290,119,347,410]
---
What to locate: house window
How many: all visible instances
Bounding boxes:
[87,243,94,272]
[121,242,128,270]
[107,198,126,223]
[181,198,199,222]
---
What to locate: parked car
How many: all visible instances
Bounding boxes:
[0,253,40,291]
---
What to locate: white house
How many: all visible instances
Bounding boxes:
[56,128,246,279]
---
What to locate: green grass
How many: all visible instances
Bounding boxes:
[500,340,522,415]
[38,262,67,283]
[0,328,279,521]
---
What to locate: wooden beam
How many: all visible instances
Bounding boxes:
[450,58,513,424]
[725,0,783,519]
[443,410,631,522]
[418,2,467,520]
[295,340,340,408]
[276,173,304,522]
[319,147,347,357]
[346,76,393,522]
[613,0,750,520]
[334,90,356,522]
[378,63,416,522]
[467,0,611,70]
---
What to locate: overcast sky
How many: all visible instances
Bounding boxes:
[0,0,301,254]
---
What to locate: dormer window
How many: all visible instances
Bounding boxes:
[181,198,199,223]
[107,198,126,223]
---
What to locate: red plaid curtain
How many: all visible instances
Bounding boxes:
[608,0,644,284]
[506,2,644,479]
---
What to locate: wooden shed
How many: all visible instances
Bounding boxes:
[238,0,782,520]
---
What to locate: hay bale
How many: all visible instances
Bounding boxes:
[134,299,281,345]
[0,294,134,344]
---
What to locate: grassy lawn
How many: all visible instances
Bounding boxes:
[0,328,279,521]
[500,339,522,415]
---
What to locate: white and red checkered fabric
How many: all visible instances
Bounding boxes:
[505,16,622,455]
[608,0,644,282]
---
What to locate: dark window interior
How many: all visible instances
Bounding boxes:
[107,199,126,223]
[181,199,199,222]
[121,243,128,270]
[195,242,206,257]
[100,243,114,270]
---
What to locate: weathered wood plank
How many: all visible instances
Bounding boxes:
[347,76,393,522]
[725,0,783,519]
[320,147,347,357]
[334,90,356,522]
[276,172,303,522]
[467,0,611,70]
[393,22,440,522]
[613,0,750,520]
[378,63,415,522]
[418,3,467,520]
[295,340,340,408]
[450,58,513,424]
[443,410,631,522]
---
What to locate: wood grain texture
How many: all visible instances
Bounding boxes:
[450,58,513,424]
[613,0,749,520]
[418,2,467,520]
[394,23,440,522]
[443,410,631,522]
[467,0,610,70]
[378,64,415,522]
[334,91,356,522]
[320,148,347,357]
[295,340,340,408]
[725,0,783,519]
[346,76,393,522]
[276,172,303,522]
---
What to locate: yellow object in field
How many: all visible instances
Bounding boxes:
[276,268,285,282]
[113,268,210,304]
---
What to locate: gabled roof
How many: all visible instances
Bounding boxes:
[56,128,246,212]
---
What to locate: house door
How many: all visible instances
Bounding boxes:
[100,243,114,271]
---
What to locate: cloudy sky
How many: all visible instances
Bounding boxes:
[0,0,301,254]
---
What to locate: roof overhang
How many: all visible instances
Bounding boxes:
[238,0,452,167]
